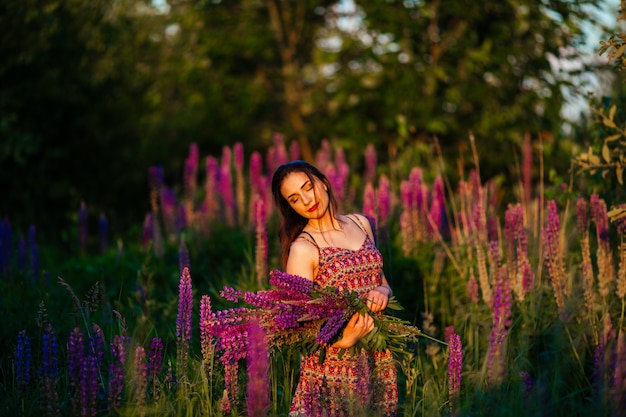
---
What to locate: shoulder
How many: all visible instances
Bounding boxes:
[348,213,375,236]
[286,235,318,280]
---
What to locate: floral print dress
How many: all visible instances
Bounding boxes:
[289,216,398,417]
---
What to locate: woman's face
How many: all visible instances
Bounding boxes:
[280,171,329,219]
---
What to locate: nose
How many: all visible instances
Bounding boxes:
[302,190,313,205]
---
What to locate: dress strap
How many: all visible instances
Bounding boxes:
[298,230,319,248]
[347,214,378,246]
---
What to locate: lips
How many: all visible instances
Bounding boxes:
[308,203,319,213]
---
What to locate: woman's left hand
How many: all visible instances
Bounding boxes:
[366,287,390,313]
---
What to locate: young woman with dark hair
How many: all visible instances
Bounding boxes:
[271,160,398,417]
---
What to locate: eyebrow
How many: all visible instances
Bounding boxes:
[287,180,311,199]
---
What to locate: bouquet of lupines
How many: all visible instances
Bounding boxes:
[205,270,425,365]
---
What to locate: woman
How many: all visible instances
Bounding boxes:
[271,160,398,417]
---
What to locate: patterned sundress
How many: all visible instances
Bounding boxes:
[289,215,398,417]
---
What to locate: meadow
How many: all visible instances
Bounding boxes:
[1,134,625,417]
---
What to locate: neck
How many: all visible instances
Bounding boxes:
[307,214,342,232]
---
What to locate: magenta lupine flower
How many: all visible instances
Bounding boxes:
[40,323,60,417]
[249,151,263,197]
[134,346,148,411]
[590,194,610,244]
[200,295,215,364]
[176,266,193,380]
[184,144,199,211]
[254,196,268,287]
[487,265,511,386]
[219,147,236,227]
[246,319,270,417]
[467,273,480,303]
[364,144,377,184]
[220,286,244,303]
[504,204,534,300]
[108,335,126,410]
[315,139,332,173]
[611,330,626,414]
[377,175,391,228]
[289,140,301,161]
[15,330,32,398]
[274,133,288,168]
[204,156,219,222]
[316,312,348,345]
[429,176,445,235]
[234,142,246,225]
[445,326,462,415]
[160,186,177,238]
[68,327,85,413]
[148,337,164,400]
[543,200,567,319]
[363,182,376,221]
[78,201,88,253]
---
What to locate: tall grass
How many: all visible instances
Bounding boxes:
[1,136,625,416]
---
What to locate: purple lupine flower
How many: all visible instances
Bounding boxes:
[160,186,178,238]
[445,326,462,415]
[289,140,301,161]
[254,196,268,287]
[108,335,126,410]
[219,147,236,227]
[148,337,164,400]
[98,213,108,252]
[363,182,376,221]
[487,265,511,385]
[176,266,193,380]
[520,371,535,400]
[377,175,391,228]
[316,313,348,345]
[429,176,445,236]
[543,200,567,319]
[200,295,215,364]
[204,156,219,222]
[15,330,32,397]
[220,286,243,303]
[134,346,148,411]
[246,319,270,417]
[364,144,377,184]
[269,270,315,295]
[81,353,99,417]
[40,323,60,417]
[616,203,626,235]
[590,194,610,244]
[68,327,85,404]
[78,201,88,253]
[90,324,105,366]
[178,238,190,275]
[468,273,480,303]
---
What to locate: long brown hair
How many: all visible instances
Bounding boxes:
[271,160,339,268]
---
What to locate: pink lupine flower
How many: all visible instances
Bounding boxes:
[289,140,301,161]
[254,196,268,287]
[363,182,376,221]
[108,335,126,410]
[543,200,567,320]
[134,346,147,411]
[487,264,511,386]
[445,326,462,415]
[364,144,377,184]
[377,175,391,228]
[204,156,219,222]
[176,266,193,380]
[467,272,480,303]
[234,142,246,225]
[220,147,236,227]
[246,319,270,417]
[315,139,332,173]
[200,295,216,366]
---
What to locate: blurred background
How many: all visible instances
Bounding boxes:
[0,0,622,249]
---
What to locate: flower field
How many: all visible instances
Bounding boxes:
[1,135,625,416]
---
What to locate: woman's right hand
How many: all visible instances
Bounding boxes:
[331,312,374,349]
